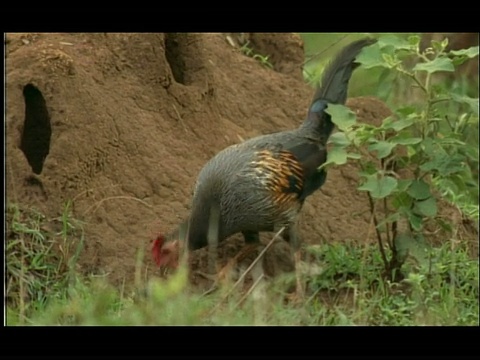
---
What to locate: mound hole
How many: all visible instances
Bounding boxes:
[164,33,187,85]
[20,84,52,175]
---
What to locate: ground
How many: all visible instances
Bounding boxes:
[5,33,477,292]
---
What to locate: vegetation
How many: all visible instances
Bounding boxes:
[321,34,478,281]
[240,40,274,69]
[5,33,479,326]
[6,202,83,324]
[6,217,478,325]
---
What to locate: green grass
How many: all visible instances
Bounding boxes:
[6,202,84,324]
[240,40,274,69]
[6,203,478,326]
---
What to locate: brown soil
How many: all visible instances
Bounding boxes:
[5,33,477,291]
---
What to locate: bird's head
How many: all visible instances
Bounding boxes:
[151,234,182,269]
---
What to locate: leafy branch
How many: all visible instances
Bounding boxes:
[321,34,479,280]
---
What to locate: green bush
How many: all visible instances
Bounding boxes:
[321,34,478,279]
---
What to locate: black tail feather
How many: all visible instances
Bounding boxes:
[302,38,377,137]
[314,38,377,104]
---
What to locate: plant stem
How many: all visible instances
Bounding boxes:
[367,194,389,271]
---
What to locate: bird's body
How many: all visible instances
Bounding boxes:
[153,38,377,285]
[187,126,327,250]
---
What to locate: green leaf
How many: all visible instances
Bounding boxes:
[437,136,466,147]
[326,104,356,131]
[449,173,469,193]
[376,212,402,230]
[420,152,466,175]
[407,212,423,231]
[328,132,351,147]
[382,53,395,66]
[450,46,479,66]
[346,152,362,159]
[354,125,380,144]
[413,57,455,73]
[408,35,421,46]
[397,179,413,192]
[407,179,431,200]
[396,233,429,268]
[323,146,348,167]
[450,46,479,58]
[358,162,378,177]
[355,42,388,69]
[368,141,396,159]
[393,233,411,265]
[431,40,444,53]
[441,37,449,50]
[420,137,435,153]
[414,197,438,217]
[392,191,413,209]
[358,175,398,199]
[380,116,395,129]
[376,69,395,101]
[378,35,412,50]
[450,94,479,115]
[407,146,417,158]
[451,56,470,66]
[389,136,423,145]
[394,106,417,117]
[383,117,415,131]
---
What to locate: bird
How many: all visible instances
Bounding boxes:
[152,38,377,298]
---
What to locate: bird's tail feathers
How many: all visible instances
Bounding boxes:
[313,38,376,104]
[303,38,377,138]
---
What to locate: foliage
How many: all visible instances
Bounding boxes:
[7,235,478,326]
[306,241,478,325]
[321,34,479,279]
[5,202,84,322]
[240,40,274,69]
[301,33,423,98]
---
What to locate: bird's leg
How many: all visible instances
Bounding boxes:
[178,221,188,265]
[243,231,261,263]
[206,203,220,287]
[284,223,304,302]
[243,231,260,244]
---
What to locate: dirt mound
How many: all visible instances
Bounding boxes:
[6,33,477,288]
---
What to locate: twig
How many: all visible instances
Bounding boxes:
[383,196,393,250]
[367,193,389,270]
[227,227,284,296]
[305,287,322,306]
[201,278,220,297]
[380,157,393,251]
[83,196,153,217]
[72,184,120,203]
[232,272,265,310]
